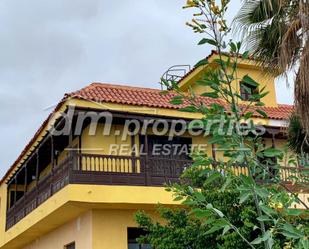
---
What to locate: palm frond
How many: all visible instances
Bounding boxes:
[240,16,285,71]
[287,113,309,154]
[279,19,302,70]
[233,0,287,70]
[233,0,282,35]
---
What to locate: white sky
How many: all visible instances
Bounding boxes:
[0,0,294,177]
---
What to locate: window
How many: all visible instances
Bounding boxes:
[240,81,259,101]
[64,242,75,249]
[128,228,152,249]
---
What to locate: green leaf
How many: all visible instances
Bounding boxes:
[169,96,183,105]
[201,92,219,98]
[230,42,237,52]
[256,109,268,118]
[173,196,183,201]
[182,199,198,206]
[194,58,209,67]
[242,75,259,88]
[237,42,242,50]
[251,237,262,245]
[242,51,250,59]
[248,94,261,101]
[214,58,225,67]
[243,111,254,119]
[251,231,272,245]
[285,209,302,216]
[191,208,212,218]
[256,91,269,99]
[263,147,283,158]
[159,90,169,95]
[255,102,265,106]
[280,223,304,239]
[205,224,224,235]
[204,172,222,186]
[220,176,232,192]
[255,186,269,199]
[203,216,216,226]
[261,230,271,242]
[257,215,272,222]
[194,191,206,202]
[222,225,231,235]
[240,174,255,186]
[212,208,224,218]
[205,218,228,234]
[281,231,302,239]
[301,239,309,249]
[260,205,277,217]
[239,191,251,204]
[169,99,183,105]
[179,106,199,113]
[198,38,217,46]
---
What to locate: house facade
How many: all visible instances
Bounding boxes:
[0,52,306,249]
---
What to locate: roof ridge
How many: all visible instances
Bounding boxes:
[277,103,293,107]
[64,82,167,99]
[88,82,164,93]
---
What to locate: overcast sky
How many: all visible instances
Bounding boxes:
[0,0,294,178]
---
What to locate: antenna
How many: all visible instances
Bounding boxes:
[160,65,191,90]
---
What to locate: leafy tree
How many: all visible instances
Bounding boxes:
[135,1,309,249]
[136,175,288,249]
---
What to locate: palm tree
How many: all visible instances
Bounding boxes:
[234,0,309,136]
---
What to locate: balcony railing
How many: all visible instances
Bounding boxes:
[5,153,309,230]
[6,156,71,230]
[5,153,191,230]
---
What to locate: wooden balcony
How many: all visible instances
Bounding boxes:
[5,153,309,230]
[6,156,71,230]
[5,153,192,230]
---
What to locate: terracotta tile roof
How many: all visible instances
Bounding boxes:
[0,82,293,184]
[257,104,293,120]
[68,82,293,120]
[66,82,222,109]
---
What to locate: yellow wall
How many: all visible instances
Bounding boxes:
[18,209,162,249]
[17,208,162,249]
[22,211,92,249]
[92,209,161,249]
[0,184,179,249]
[81,124,133,156]
[0,184,7,247]
[178,55,278,107]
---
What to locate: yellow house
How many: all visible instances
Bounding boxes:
[0,52,304,249]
